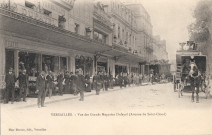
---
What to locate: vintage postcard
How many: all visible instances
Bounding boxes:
[0,0,212,134]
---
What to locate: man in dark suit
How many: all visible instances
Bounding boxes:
[4,67,17,104]
[76,68,86,101]
[70,72,78,95]
[93,72,101,95]
[57,72,64,96]
[36,71,46,108]
[17,69,29,102]
[118,72,124,88]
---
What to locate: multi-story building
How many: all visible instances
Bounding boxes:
[0,0,144,90]
[121,1,153,74]
[0,0,169,91]
[103,0,141,75]
[153,35,168,61]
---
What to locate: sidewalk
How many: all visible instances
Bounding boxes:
[0,86,132,110]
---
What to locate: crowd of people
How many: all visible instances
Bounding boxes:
[3,67,168,108]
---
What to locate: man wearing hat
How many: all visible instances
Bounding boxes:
[36,71,46,108]
[93,72,101,95]
[17,69,29,102]
[76,68,86,101]
[4,67,17,104]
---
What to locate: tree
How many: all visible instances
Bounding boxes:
[188,0,212,72]
[188,0,212,42]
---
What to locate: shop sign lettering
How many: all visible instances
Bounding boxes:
[5,40,18,48]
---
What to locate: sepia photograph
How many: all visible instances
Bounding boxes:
[0,0,212,134]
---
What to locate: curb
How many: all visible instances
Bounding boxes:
[15,87,126,109]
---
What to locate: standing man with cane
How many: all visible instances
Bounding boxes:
[36,71,46,108]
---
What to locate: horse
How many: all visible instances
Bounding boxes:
[188,61,201,103]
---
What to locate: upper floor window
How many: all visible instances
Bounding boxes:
[94,31,107,44]
[85,27,92,38]
[118,26,120,39]
[58,15,66,29]
[25,1,35,9]
[43,9,52,16]
[75,23,80,34]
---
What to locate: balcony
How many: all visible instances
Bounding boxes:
[93,2,112,31]
[13,4,58,26]
[51,0,75,11]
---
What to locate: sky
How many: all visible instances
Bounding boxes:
[138,0,199,60]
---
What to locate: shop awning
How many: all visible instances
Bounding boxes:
[0,8,111,54]
[104,48,145,63]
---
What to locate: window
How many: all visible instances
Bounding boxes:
[58,15,66,29]
[42,55,59,73]
[94,30,107,44]
[118,26,120,39]
[19,52,41,77]
[94,31,99,40]
[60,57,67,72]
[25,1,35,9]
[43,9,52,16]
[122,29,125,41]
[75,23,80,34]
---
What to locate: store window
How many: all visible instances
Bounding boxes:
[75,55,93,76]
[97,62,107,73]
[42,55,59,73]
[60,57,67,72]
[115,65,127,76]
[131,67,139,74]
[19,52,40,77]
[5,49,14,74]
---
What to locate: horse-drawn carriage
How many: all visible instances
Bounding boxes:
[174,41,211,102]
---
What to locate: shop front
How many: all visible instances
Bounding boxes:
[2,37,69,96]
[131,67,139,74]
[75,55,93,76]
[96,56,108,73]
[115,65,127,76]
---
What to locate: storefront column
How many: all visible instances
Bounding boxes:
[66,56,69,71]
[68,53,75,74]
[0,38,5,89]
[107,58,109,73]
[92,57,95,74]
[128,64,130,74]
[58,56,61,72]
[14,50,19,76]
[94,55,97,72]
[108,58,115,77]
[38,54,42,72]
[141,65,145,74]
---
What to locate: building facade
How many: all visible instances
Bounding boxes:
[0,0,169,90]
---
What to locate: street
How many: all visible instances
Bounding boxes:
[1,83,212,135]
[1,83,212,111]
